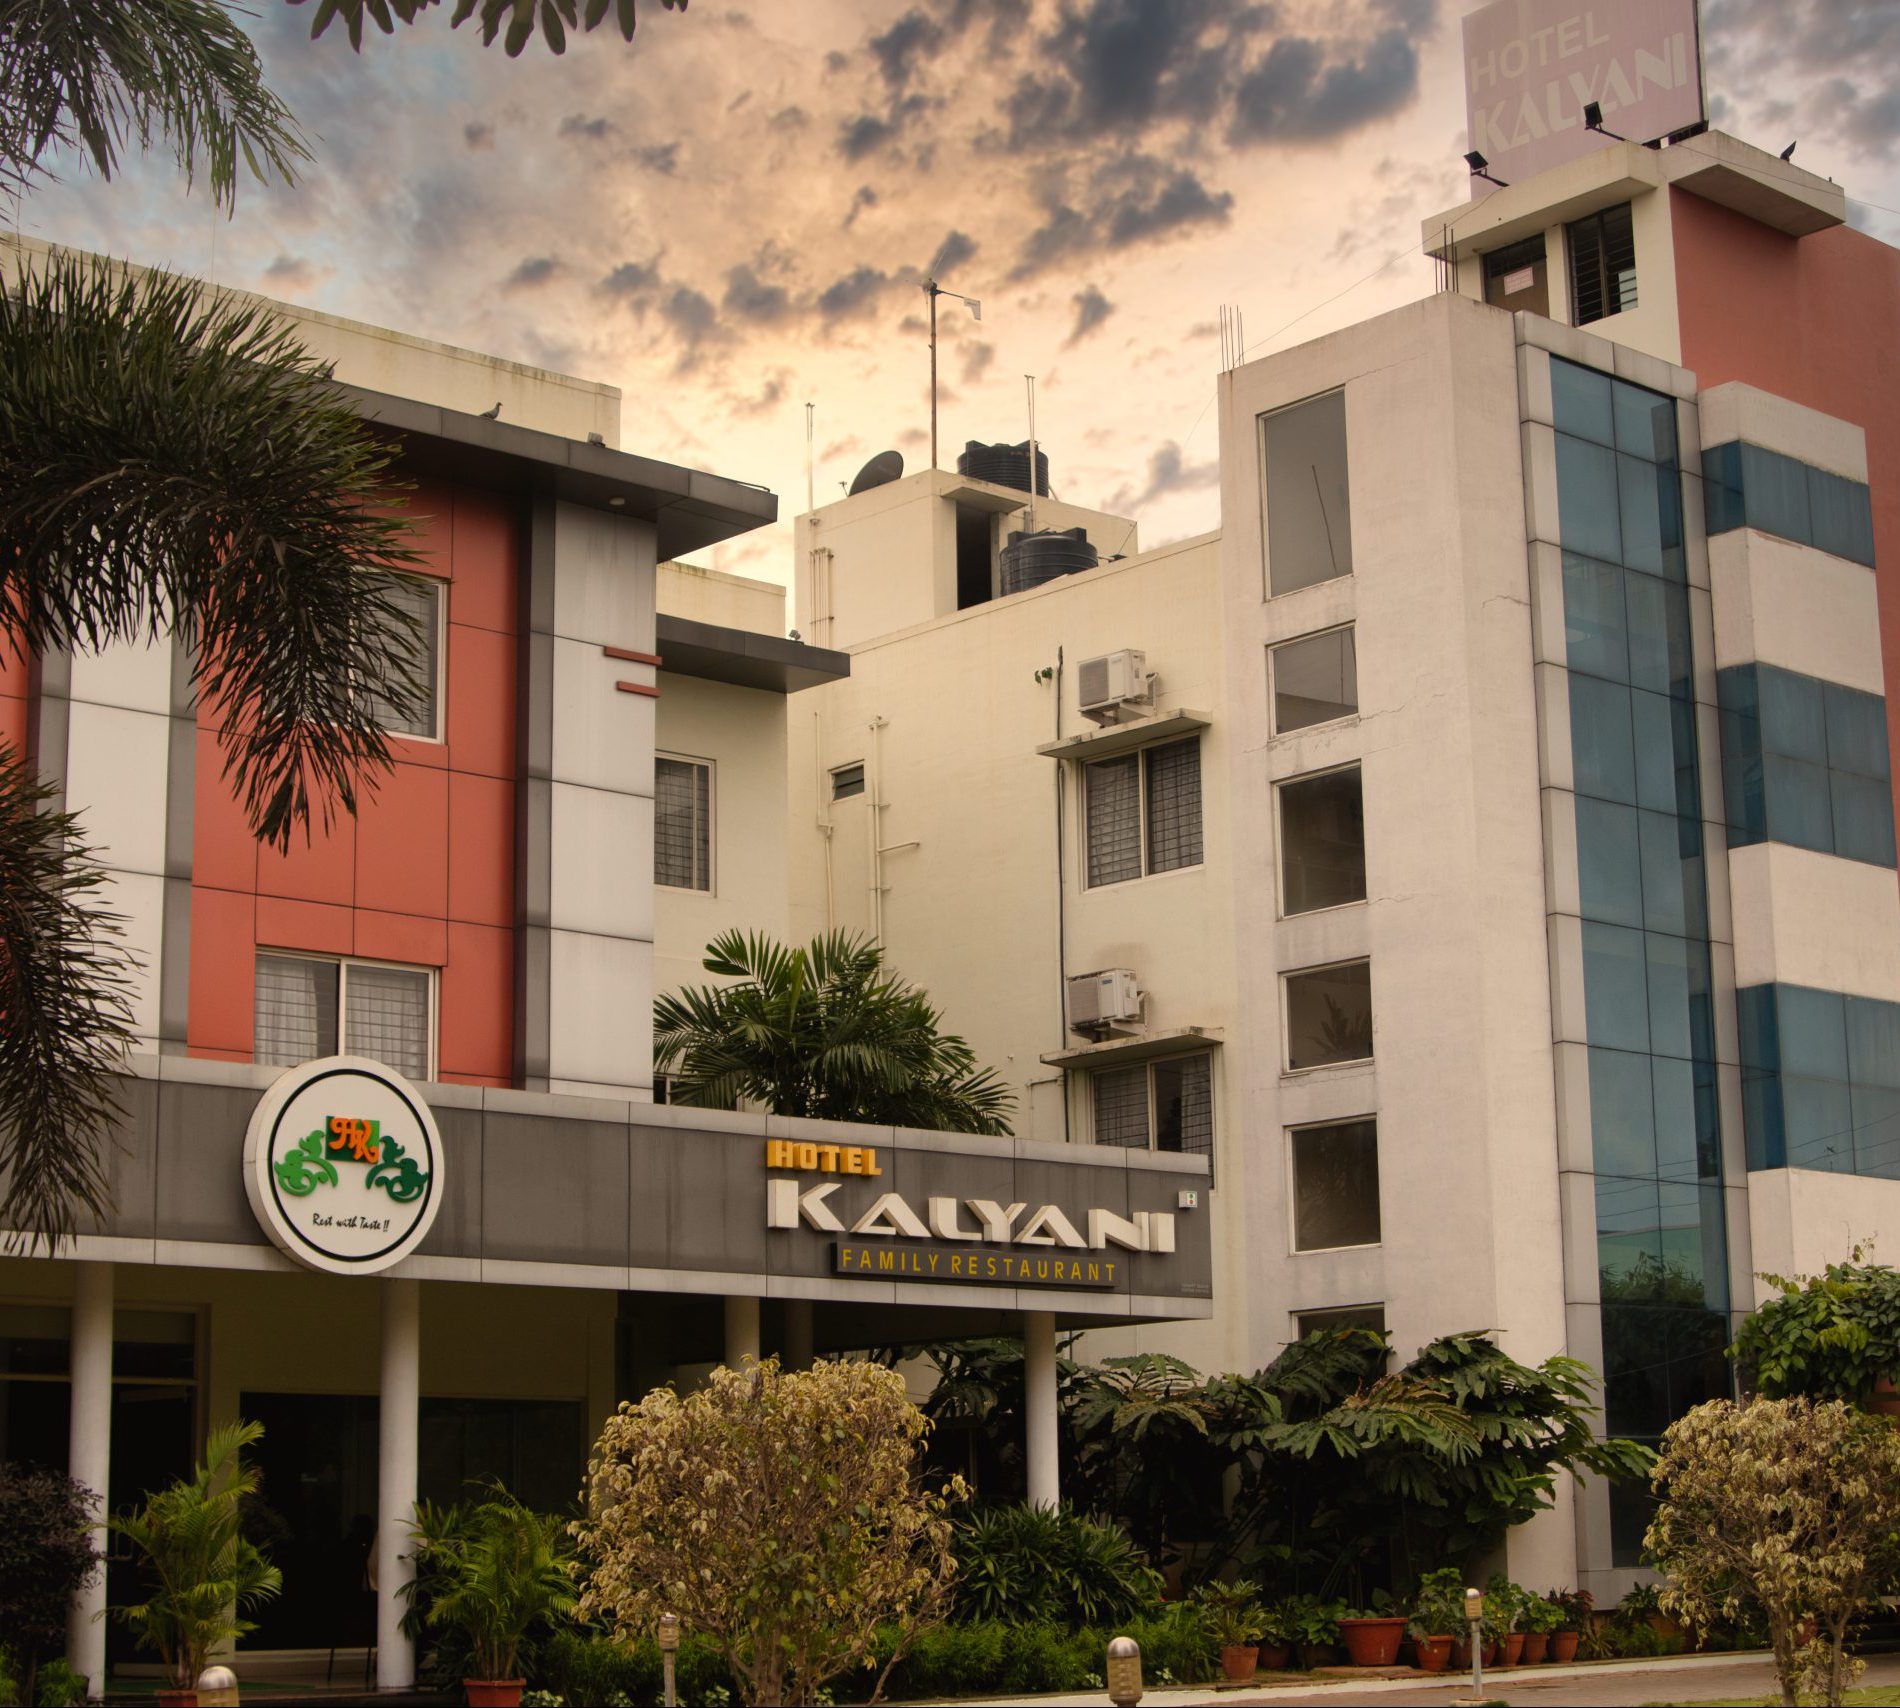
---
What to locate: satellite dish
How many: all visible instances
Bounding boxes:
[849,449,904,495]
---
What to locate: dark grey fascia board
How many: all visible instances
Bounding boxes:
[657,613,850,694]
[332,382,778,558]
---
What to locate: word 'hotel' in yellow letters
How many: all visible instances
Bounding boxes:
[764,1139,883,1177]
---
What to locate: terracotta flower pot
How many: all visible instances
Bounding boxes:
[156,1693,198,1708]
[1550,1629,1581,1663]
[1414,1635,1454,1673]
[1258,1641,1293,1671]
[1500,1632,1526,1667]
[1220,1644,1259,1683]
[1338,1616,1408,1667]
[463,1680,526,1708]
[1522,1631,1549,1664]
[1451,1638,1499,1670]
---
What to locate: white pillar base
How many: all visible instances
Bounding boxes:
[1024,1310,1059,1509]
[67,1262,113,1703]
[724,1295,761,1368]
[376,1279,420,1692]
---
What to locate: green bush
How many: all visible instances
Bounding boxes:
[31,1663,83,1708]
[891,1621,1009,1698]
[951,1503,1163,1628]
[1122,1603,1216,1684]
[539,1630,734,1703]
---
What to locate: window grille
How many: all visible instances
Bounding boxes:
[655,756,713,891]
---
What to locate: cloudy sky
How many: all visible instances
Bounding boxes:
[12,0,1900,590]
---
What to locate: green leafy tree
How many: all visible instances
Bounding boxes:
[655,931,1016,1135]
[1730,1255,1900,1403]
[1646,1396,1900,1707]
[110,1419,283,1691]
[0,1464,103,1703]
[416,1490,577,1684]
[574,1358,965,1708]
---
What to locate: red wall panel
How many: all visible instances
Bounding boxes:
[187,475,521,1083]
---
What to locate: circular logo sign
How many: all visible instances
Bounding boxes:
[243,1055,444,1275]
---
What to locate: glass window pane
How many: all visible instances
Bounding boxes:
[1085,754,1142,887]
[1144,739,1204,874]
[1782,1075,1854,1171]
[1562,554,1628,682]
[1741,443,1812,544]
[1703,441,1746,534]
[1271,628,1357,732]
[344,964,431,1081]
[1759,666,1828,763]
[1297,1303,1386,1337]
[1831,770,1897,868]
[1265,391,1352,594]
[1778,984,1847,1079]
[1847,996,1900,1090]
[1824,683,1890,780]
[655,757,711,891]
[1651,1056,1720,1185]
[1551,358,1614,446]
[1720,707,1767,844]
[1589,1050,1657,1177]
[1644,933,1711,1063]
[1638,808,1706,940]
[1555,433,1624,562]
[1624,573,1693,698]
[1576,795,1644,928]
[1092,1066,1149,1149]
[1583,922,1652,1055]
[1631,689,1697,819]
[1808,467,1876,566]
[831,762,865,799]
[360,577,442,738]
[255,953,339,1067]
[1850,1083,1900,1178]
[1285,961,1372,1071]
[1153,1055,1213,1160]
[1763,754,1834,853]
[1614,382,1677,465]
[1569,674,1636,804]
[1617,454,1670,575]
[1279,767,1366,914]
[1291,1119,1381,1251]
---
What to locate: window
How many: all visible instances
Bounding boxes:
[255,952,433,1082]
[1482,235,1550,316]
[360,576,444,740]
[1285,960,1372,1071]
[1084,737,1203,886]
[1090,1054,1214,1163]
[1264,390,1352,594]
[1702,441,1876,567]
[655,755,713,891]
[1290,1118,1381,1251]
[831,762,865,800]
[1567,203,1637,326]
[1739,983,1900,1178]
[1297,1303,1386,1337]
[1278,765,1366,914]
[1270,626,1357,733]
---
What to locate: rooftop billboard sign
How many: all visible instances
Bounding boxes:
[1462,0,1704,188]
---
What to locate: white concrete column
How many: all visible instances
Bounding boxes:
[782,1300,814,1371]
[1023,1310,1059,1510]
[723,1295,761,1368]
[66,1262,113,1702]
[376,1279,420,1692]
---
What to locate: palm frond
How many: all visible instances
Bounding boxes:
[0,0,306,206]
[291,0,688,57]
[0,744,136,1252]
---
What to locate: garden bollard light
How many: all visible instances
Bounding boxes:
[1465,1586,1485,1697]
[1106,1634,1142,1706]
[658,1611,680,1708]
[195,1665,239,1706]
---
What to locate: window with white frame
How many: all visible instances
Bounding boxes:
[1270,626,1357,734]
[359,576,445,740]
[1084,736,1203,887]
[1289,1117,1381,1251]
[255,952,434,1082]
[1090,1054,1214,1166]
[655,755,713,892]
[1296,1302,1386,1337]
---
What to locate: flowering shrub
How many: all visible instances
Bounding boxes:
[572,1358,965,1708]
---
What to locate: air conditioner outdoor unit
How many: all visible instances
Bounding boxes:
[1067,968,1143,1037]
[1076,649,1150,724]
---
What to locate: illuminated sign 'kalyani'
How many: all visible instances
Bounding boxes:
[766,1178,1176,1254]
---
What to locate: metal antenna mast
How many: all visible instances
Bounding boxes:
[922,275,981,470]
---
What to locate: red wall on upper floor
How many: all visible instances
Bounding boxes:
[1672,188,1900,798]
[188,475,521,1085]
[0,642,28,760]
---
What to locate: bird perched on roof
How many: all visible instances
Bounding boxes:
[479,401,502,419]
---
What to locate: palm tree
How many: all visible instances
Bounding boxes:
[655,931,1017,1136]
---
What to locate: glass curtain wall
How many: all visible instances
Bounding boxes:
[1550,358,1731,1562]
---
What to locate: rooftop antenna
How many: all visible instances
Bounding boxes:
[920,235,980,472]
[805,401,815,513]
[1024,373,1038,534]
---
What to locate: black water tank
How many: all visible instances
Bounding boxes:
[999,527,1098,596]
[957,439,1050,496]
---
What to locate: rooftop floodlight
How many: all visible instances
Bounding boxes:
[1584,101,1627,140]
[1464,149,1509,187]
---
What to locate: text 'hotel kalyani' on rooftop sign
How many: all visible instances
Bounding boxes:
[1462,0,1705,188]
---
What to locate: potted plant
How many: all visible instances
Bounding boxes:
[1282,1594,1346,1669]
[110,1421,281,1708]
[1338,1589,1407,1667]
[417,1490,577,1708]
[1543,1589,1591,1663]
[1486,1575,1527,1667]
[1256,1601,1294,1673]
[1192,1578,1267,1683]
[1407,1568,1466,1674]
[1519,1592,1563,1663]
